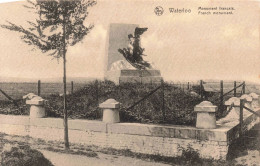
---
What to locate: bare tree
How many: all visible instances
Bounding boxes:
[1,0,96,149]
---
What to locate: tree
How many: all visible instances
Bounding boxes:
[1,0,96,149]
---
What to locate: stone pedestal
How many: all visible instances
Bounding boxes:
[225,97,240,115]
[194,101,217,129]
[26,99,46,118]
[105,69,162,85]
[99,99,120,123]
[249,93,259,109]
[217,97,241,124]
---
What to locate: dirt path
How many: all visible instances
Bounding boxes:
[40,150,170,166]
[234,150,259,166]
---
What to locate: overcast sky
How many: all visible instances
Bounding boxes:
[0,0,259,82]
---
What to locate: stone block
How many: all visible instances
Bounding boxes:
[224,97,240,115]
[106,23,138,71]
[240,94,253,102]
[121,70,141,76]
[30,118,63,128]
[174,128,196,139]
[225,97,240,106]
[119,76,141,84]
[2,112,260,161]
[0,115,30,125]
[99,99,120,109]
[141,77,152,84]
[69,120,107,132]
[141,76,162,84]
[140,70,161,77]
[194,101,217,129]
[249,93,259,109]
[108,123,153,136]
[99,99,120,123]
[196,130,227,142]
[29,105,46,118]
[103,109,120,123]
[194,101,217,112]
[106,69,162,85]
[26,99,44,106]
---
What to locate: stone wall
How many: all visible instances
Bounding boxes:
[0,109,259,160]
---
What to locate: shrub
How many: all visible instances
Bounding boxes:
[1,144,53,166]
[0,81,205,126]
[178,145,202,165]
[44,81,202,125]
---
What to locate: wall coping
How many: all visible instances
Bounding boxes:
[0,108,259,144]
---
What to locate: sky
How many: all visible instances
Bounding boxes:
[0,0,259,83]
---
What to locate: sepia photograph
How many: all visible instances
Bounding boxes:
[0,0,259,165]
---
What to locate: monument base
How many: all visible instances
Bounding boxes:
[105,69,162,85]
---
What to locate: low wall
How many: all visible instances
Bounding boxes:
[0,109,259,160]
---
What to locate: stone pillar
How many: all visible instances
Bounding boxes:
[99,99,120,123]
[194,101,217,129]
[26,97,46,118]
[240,94,253,117]
[224,97,240,115]
[217,97,241,124]
[249,93,259,109]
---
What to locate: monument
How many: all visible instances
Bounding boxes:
[105,23,162,84]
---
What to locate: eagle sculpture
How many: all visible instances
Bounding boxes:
[118,27,151,70]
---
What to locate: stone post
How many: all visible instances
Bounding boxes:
[249,93,259,109]
[26,97,46,118]
[224,97,240,115]
[194,101,217,129]
[216,97,241,124]
[99,99,120,123]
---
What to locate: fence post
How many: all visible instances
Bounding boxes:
[71,81,74,94]
[161,79,165,122]
[96,80,99,106]
[187,82,189,90]
[242,81,245,94]
[38,80,41,96]
[234,81,236,97]
[200,80,203,99]
[220,80,224,113]
[239,99,244,137]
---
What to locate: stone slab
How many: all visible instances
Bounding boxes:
[99,99,120,109]
[0,123,229,160]
[106,23,138,70]
[26,99,44,106]
[120,70,141,76]
[107,123,228,141]
[0,108,259,145]
[30,118,107,132]
[118,70,161,77]
[0,115,30,125]
[106,69,162,85]
[194,106,217,112]
[119,76,142,84]
[140,70,161,77]
[141,76,162,84]
[69,119,107,132]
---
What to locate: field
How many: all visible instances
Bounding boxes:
[203,81,260,94]
[0,82,87,100]
[1,80,259,101]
